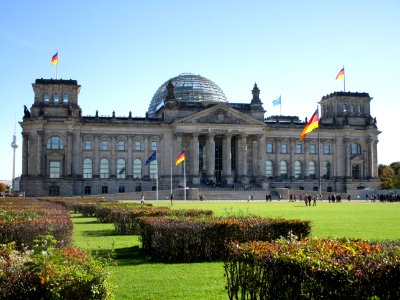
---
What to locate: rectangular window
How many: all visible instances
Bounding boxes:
[149,161,157,179]
[101,140,109,151]
[63,93,69,104]
[135,141,142,151]
[151,141,157,151]
[44,93,49,103]
[118,186,125,193]
[49,186,60,196]
[53,93,59,105]
[295,143,303,154]
[280,143,288,154]
[49,161,61,178]
[117,140,126,151]
[323,144,331,155]
[84,140,92,150]
[352,164,361,179]
[84,186,91,195]
[309,144,317,154]
[101,186,108,194]
[266,143,274,154]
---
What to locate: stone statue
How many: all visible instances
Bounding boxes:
[23,105,31,118]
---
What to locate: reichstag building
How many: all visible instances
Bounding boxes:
[20,73,380,196]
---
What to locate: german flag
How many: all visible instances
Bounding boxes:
[300,109,319,140]
[51,52,58,65]
[176,152,185,166]
[336,67,344,80]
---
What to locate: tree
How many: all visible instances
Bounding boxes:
[0,182,6,193]
[379,166,394,189]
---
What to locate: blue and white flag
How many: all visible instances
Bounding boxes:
[145,151,157,165]
[272,96,281,106]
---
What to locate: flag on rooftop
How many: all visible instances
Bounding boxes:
[176,151,185,166]
[145,151,157,165]
[336,67,345,80]
[51,51,58,65]
[272,96,281,106]
[300,109,319,140]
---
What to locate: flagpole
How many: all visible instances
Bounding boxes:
[317,106,321,197]
[183,158,187,201]
[156,149,159,201]
[343,66,345,92]
[56,50,58,80]
[170,148,173,195]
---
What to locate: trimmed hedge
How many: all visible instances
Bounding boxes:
[113,208,214,235]
[0,235,113,299]
[0,198,72,249]
[224,238,400,299]
[139,216,311,261]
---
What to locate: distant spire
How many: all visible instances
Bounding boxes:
[11,114,18,192]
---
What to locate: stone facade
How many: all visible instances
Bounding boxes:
[19,78,381,196]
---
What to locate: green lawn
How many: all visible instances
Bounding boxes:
[72,201,400,299]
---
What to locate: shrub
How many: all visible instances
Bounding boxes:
[113,208,213,235]
[0,199,72,249]
[224,238,400,299]
[0,235,114,299]
[139,216,310,261]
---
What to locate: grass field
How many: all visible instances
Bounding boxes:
[72,201,400,300]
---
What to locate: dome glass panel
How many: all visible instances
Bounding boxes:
[148,73,228,115]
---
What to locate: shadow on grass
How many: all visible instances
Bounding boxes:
[93,245,152,266]
[82,229,118,237]
[74,220,100,225]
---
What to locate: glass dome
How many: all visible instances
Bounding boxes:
[148,73,228,115]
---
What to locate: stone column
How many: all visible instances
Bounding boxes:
[372,139,378,178]
[94,134,99,177]
[127,136,133,178]
[223,134,233,185]
[303,141,308,179]
[206,134,215,180]
[37,131,43,176]
[22,133,29,175]
[72,131,81,176]
[289,138,295,180]
[66,132,73,176]
[240,134,249,184]
[275,138,281,179]
[344,138,352,178]
[111,135,116,177]
[191,133,200,184]
[143,136,149,177]
[257,134,266,179]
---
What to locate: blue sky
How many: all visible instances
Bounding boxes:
[1,0,399,180]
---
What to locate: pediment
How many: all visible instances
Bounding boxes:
[176,104,264,126]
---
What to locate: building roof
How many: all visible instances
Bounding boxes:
[147,73,228,115]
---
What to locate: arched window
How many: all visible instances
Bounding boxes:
[280,161,288,179]
[133,159,142,179]
[265,160,273,178]
[323,161,330,179]
[100,158,109,179]
[294,161,302,179]
[117,159,126,179]
[149,160,157,179]
[351,143,361,155]
[308,161,316,179]
[47,136,64,149]
[83,158,92,179]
